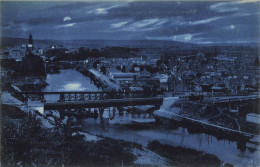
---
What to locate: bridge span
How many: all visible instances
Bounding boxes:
[21,91,158,102]
[44,97,163,110]
[20,91,163,115]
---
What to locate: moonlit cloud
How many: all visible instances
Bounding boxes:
[111,21,128,28]
[224,24,236,30]
[147,33,201,43]
[88,5,121,15]
[210,2,240,13]
[63,16,71,22]
[189,17,223,25]
[132,19,160,28]
[55,23,76,28]
[20,24,32,32]
[171,34,193,42]
[122,18,168,31]
[1,1,259,44]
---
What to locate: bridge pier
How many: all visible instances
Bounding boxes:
[40,94,46,103]
[118,107,124,116]
[58,93,65,102]
[99,108,104,119]
[143,112,146,118]
[113,107,116,117]
[119,109,124,116]
[93,109,98,119]
[155,104,161,110]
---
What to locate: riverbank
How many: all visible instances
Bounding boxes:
[154,97,259,141]
[147,140,225,167]
[77,67,121,91]
[1,102,227,167]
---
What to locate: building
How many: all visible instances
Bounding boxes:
[26,32,34,52]
[49,45,63,49]
[246,113,260,125]
[152,73,169,91]
[110,72,137,84]
[137,70,151,79]
[215,55,237,65]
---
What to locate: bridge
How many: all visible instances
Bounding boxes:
[179,94,260,104]
[20,91,163,116]
[211,95,260,103]
[21,91,159,102]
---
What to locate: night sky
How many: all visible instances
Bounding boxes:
[1,1,260,44]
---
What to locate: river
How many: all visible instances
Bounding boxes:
[41,69,99,102]
[43,69,260,167]
[42,69,99,92]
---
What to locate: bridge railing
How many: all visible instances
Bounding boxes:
[20,91,157,102]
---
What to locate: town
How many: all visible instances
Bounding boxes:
[1,1,260,167]
[1,33,259,167]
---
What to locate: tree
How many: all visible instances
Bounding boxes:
[116,66,121,71]
[122,65,126,72]
[100,66,106,75]
[93,60,100,69]
[91,49,100,57]
[18,53,46,76]
[156,60,162,67]
[254,57,260,66]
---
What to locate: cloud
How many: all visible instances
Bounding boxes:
[171,34,193,42]
[231,12,260,17]
[122,18,168,31]
[20,24,32,32]
[55,23,76,28]
[210,2,239,13]
[63,16,72,22]
[147,33,201,43]
[132,19,161,28]
[223,24,236,30]
[236,0,260,4]
[1,1,259,43]
[189,16,223,25]
[88,5,122,15]
[111,21,128,28]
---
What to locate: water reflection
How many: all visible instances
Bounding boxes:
[42,69,99,92]
[42,69,99,102]
[63,82,86,91]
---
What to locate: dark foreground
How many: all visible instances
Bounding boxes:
[1,104,230,167]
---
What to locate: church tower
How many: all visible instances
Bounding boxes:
[29,32,33,44]
[26,32,33,52]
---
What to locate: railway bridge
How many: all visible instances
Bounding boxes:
[20,91,164,117]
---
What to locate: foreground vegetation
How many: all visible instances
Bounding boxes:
[1,105,139,166]
[147,140,229,167]
[1,104,230,167]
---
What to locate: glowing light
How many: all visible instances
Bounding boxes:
[64,83,86,91]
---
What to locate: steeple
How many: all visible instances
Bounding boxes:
[26,32,34,53]
[29,32,33,44]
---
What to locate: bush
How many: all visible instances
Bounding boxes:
[147,140,222,167]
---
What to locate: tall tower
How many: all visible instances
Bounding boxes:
[26,32,34,53]
[29,32,33,44]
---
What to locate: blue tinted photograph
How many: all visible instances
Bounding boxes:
[1,0,259,166]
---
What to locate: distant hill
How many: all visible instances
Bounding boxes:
[0,37,197,50]
[1,37,258,50]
